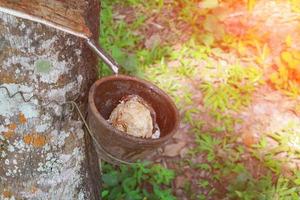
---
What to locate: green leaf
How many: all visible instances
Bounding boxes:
[122,177,137,193]
[102,172,119,187]
[123,54,138,73]
[101,190,109,198]
[125,190,142,200]
[199,180,210,188]
[153,185,176,200]
[111,46,126,63]
[108,186,123,200]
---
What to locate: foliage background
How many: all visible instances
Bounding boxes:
[99,0,300,199]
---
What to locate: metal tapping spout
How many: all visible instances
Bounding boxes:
[0,4,119,74]
[86,38,119,74]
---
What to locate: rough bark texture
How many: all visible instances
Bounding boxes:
[0,1,101,199]
[0,0,92,37]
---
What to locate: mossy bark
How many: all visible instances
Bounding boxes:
[0,1,100,199]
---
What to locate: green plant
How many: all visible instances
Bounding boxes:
[170,38,211,61]
[268,127,300,159]
[193,133,221,162]
[125,0,164,9]
[99,0,175,77]
[199,64,262,130]
[252,121,300,174]
[191,130,300,199]
[142,58,186,106]
[99,0,144,76]
[99,1,300,199]
[137,45,172,67]
[227,173,300,200]
[201,64,262,112]
[101,162,176,200]
[251,137,283,174]
[183,108,200,126]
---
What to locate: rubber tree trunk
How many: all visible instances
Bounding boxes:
[0,1,101,199]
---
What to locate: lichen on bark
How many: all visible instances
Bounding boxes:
[0,2,100,199]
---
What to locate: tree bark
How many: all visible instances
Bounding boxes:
[0,0,93,37]
[0,1,101,199]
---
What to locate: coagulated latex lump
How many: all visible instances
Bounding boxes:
[108,95,158,138]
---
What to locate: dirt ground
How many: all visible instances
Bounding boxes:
[112,1,300,199]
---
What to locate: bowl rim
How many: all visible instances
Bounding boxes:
[88,74,180,144]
